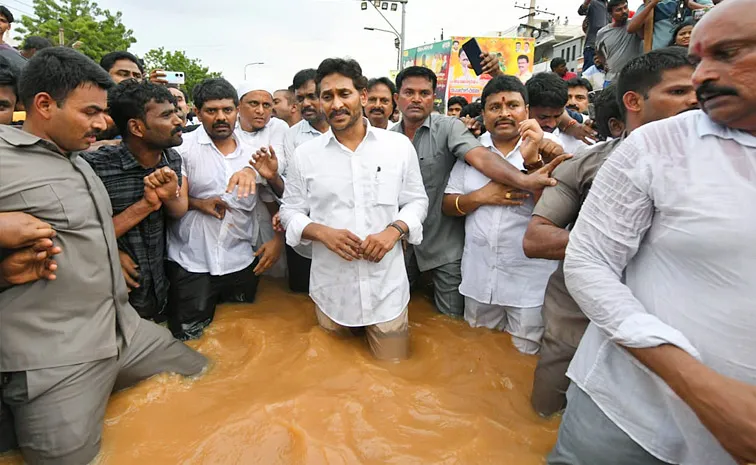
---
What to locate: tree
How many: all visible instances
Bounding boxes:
[14,0,136,62]
[143,48,222,100]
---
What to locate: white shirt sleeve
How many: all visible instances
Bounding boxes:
[281,128,296,179]
[563,137,701,358]
[444,159,467,195]
[395,140,429,245]
[270,120,288,176]
[279,147,313,248]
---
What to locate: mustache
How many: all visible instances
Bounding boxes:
[495,118,515,126]
[171,126,183,135]
[329,109,349,119]
[212,122,230,129]
[302,106,317,113]
[696,81,739,104]
[566,104,580,112]
[369,108,385,115]
[85,130,100,138]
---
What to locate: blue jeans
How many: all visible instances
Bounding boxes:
[582,47,596,73]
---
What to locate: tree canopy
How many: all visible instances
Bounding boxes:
[14,0,136,62]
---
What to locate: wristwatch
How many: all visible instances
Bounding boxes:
[523,157,545,171]
[388,222,407,239]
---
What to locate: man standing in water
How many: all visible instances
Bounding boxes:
[280,58,428,361]
[0,47,207,465]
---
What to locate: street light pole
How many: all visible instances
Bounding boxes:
[364,27,401,70]
[363,0,408,70]
[243,62,264,81]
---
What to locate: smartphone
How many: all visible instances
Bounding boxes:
[461,38,485,76]
[164,71,185,85]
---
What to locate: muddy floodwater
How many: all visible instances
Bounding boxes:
[0,280,560,465]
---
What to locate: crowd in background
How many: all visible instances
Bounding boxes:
[0,0,754,465]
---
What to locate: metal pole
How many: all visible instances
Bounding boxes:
[400,1,406,70]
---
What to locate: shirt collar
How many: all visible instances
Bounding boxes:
[696,111,756,148]
[0,125,67,156]
[302,119,325,136]
[479,132,522,158]
[324,118,375,150]
[397,114,432,135]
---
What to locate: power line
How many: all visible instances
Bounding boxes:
[6,0,35,9]
[4,4,35,17]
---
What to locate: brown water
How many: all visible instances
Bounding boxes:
[0,280,559,465]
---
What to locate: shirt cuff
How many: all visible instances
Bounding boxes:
[614,313,702,360]
[395,210,423,245]
[284,214,314,248]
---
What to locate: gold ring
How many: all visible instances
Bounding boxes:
[505,192,511,199]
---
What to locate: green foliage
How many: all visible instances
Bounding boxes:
[143,47,222,99]
[14,0,136,62]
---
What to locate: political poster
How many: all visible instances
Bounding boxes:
[448,37,536,104]
[412,40,452,109]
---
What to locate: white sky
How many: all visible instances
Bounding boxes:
[7,0,642,89]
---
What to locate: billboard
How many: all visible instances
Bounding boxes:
[410,40,452,109]
[448,37,535,104]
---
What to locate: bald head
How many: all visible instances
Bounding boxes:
[689,0,756,133]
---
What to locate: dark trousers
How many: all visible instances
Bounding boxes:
[285,245,311,293]
[583,46,596,73]
[166,260,260,341]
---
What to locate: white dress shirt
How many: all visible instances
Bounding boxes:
[281,119,326,259]
[564,110,756,465]
[279,121,428,327]
[445,132,559,308]
[167,128,273,276]
[554,128,592,155]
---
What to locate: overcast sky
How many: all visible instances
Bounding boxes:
[11,0,641,89]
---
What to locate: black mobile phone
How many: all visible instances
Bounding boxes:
[462,38,485,76]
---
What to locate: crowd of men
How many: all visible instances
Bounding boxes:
[0,0,753,464]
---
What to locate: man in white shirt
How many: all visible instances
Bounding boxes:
[279,58,428,361]
[235,82,287,278]
[365,77,397,130]
[549,4,756,464]
[280,68,330,293]
[166,78,276,341]
[442,76,560,354]
[526,72,592,154]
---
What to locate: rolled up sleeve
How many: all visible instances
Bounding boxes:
[279,148,313,248]
[395,140,428,245]
[563,139,701,359]
[447,118,482,161]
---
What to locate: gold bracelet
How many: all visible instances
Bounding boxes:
[455,195,466,215]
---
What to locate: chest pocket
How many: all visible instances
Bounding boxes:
[18,183,92,231]
[375,168,401,206]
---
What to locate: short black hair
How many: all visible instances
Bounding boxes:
[616,46,693,119]
[292,68,317,92]
[447,96,469,109]
[395,66,437,92]
[550,57,567,71]
[526,72,568,109]
[100,51,144,74]
[593,85,622,139]
[21,36,53,51]
[0,55,17,98]
[481,75,528,108]
[368,77,397,96]
[19,47,113,110]
[315,58,368,93]
[608,0,627,13]
[108,80,177,138]
[566,77,593,92]
[192,78,238,110]
[167,84,189,103]
[460,101,482,119]
[0,6,14,23]
[518,54,529,63]
[275,88,295,105]
[669,19,695,47]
